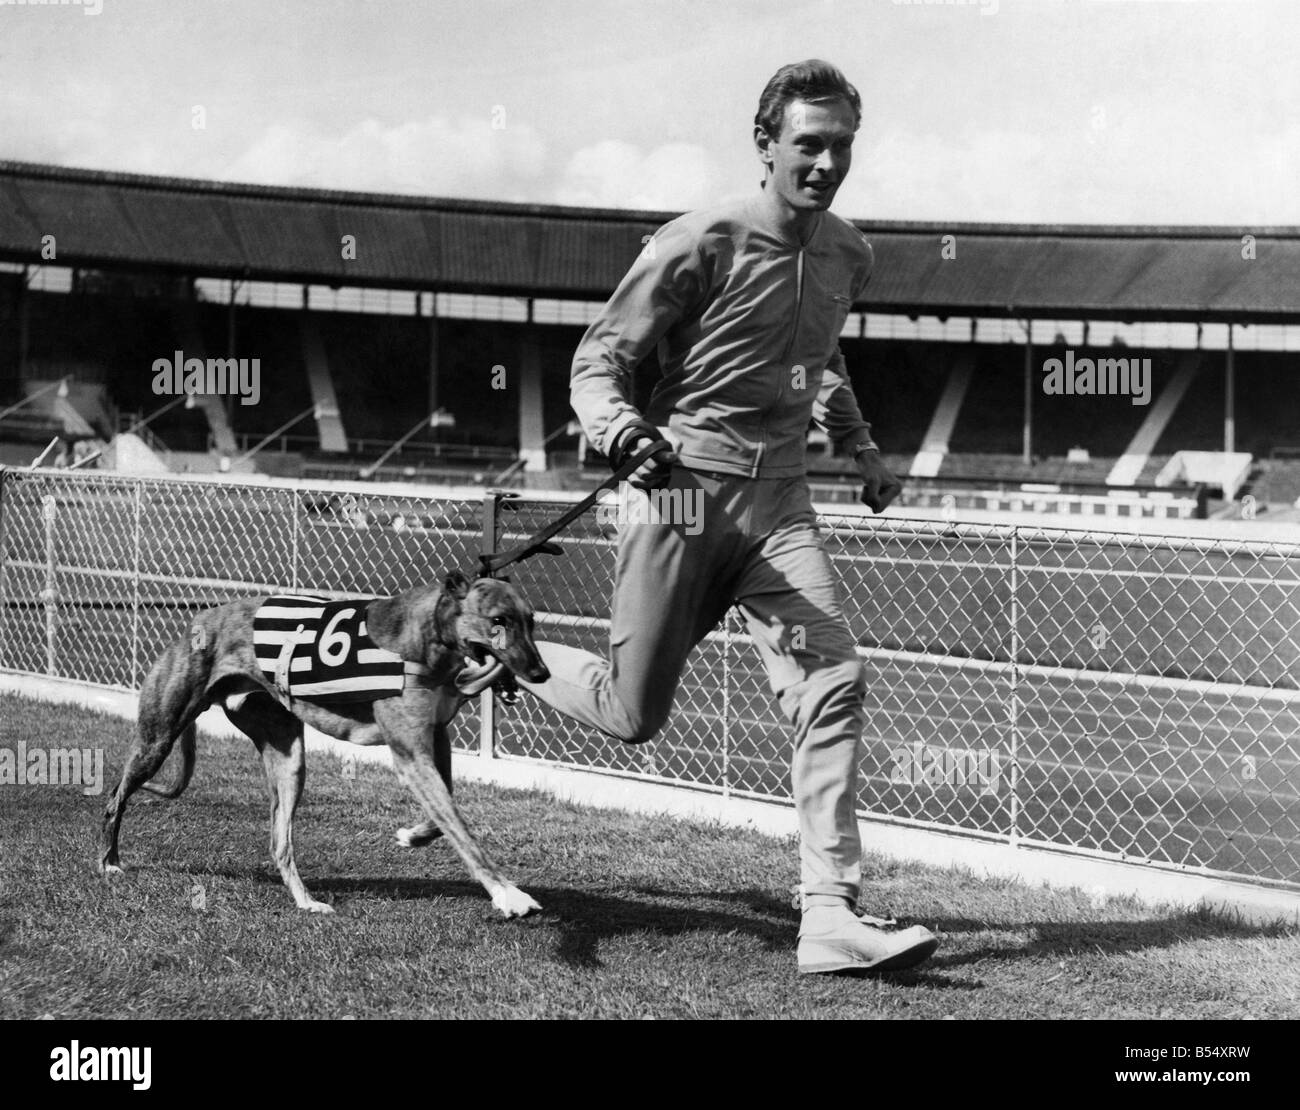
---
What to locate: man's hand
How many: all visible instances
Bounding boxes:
[855,448,902,513]
[609,419,677,490]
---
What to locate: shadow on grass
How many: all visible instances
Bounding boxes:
[281,875,798,968]
[210,870,1294,985]
[924,909,1299,972]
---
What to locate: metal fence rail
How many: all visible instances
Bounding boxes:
[1,466,1297,890]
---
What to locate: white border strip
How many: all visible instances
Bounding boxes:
[536,612,1300,704]
[4,670,1297,926]
[17,465,1300,546]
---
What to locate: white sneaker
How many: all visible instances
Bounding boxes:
[798,902,938,975]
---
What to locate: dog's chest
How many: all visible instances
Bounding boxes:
[253,595,412,703]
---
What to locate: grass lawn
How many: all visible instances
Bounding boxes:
[1,693,1297,1019]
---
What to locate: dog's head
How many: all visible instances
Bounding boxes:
[439,571,549,685]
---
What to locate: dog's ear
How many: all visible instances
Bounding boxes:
[444,571,471,599]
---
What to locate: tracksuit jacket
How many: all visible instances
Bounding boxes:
[570,192,878,478]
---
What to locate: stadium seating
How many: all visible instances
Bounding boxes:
[3,289,1294,505]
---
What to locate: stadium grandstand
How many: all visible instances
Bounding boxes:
[2,160,1300,518]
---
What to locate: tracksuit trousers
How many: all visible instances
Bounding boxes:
[519,466,867,903]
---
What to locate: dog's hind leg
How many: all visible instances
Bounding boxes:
[100,641,207,875]
[395,722,451,848]
[383,717,539,918]
[100,725,194,875]
[225,697,333,914]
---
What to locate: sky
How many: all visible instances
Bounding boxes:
[0,0,1296,225]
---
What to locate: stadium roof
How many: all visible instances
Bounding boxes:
[2,160,1298,322]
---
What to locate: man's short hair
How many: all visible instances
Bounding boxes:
[754,59,862,137]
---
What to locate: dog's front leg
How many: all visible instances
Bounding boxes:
[259,728,334,914]
[395,721,452,849]
[383,716,539,918]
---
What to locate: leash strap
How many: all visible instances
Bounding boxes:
[478,437,673,576]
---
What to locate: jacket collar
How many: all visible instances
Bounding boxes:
[747,188,825,250]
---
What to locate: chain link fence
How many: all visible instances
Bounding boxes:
[2,466,1297,890]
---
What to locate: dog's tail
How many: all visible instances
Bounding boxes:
[139,723,197,799]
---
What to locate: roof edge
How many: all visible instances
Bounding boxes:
[0,160,679,224]
[3,160,1298,239]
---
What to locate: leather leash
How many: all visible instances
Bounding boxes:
[478,438,672,577]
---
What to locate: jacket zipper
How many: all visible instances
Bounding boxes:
[783,250,806,363]
[756,249,805,477]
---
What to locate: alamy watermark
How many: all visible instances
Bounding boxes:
[1042,350,1151,406]
[892,0,999,15]
[50,1041,151,1091]
[1,742,104,795]
[0,0,103,14]
[890,741,1003,797]
[152,350,260,406]
[595,481,704,536]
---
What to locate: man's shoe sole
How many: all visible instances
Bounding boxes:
[798,931,939,976]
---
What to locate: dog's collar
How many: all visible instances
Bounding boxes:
[404,661,433,677]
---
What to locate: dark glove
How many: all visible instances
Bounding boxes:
[856,450,903,513]
[609,419,677,490]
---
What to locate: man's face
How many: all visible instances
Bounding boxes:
[755,97,857,212]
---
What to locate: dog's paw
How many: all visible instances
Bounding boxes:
[299,899,335,915]
[100,862,125,878]
[395,825,442,848]
[491,885,542,919]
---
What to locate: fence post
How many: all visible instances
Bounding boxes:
[1007,526,1021,848]
[130,480,143,688]
[721,609,733,798]
[0,468,8,671]
[41,491,58,676]
[289,489,301,592]
[477,490,508,759]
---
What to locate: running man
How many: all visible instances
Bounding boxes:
[521,60,938,975]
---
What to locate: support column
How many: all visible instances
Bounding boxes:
[18,266,29,382]
[427,296,440,415]
[227,278,240,358]
[1106,353,1200,486]
[517,301,546,472]
[174,293,237,458]
[226,277,240,427]
[1224,324,1235,454]
[910,348,974,478]
[1022,319,1033,465]
[299,310,348,453]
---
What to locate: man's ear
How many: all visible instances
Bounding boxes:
[754,124,774,168]
[444,571,471,599]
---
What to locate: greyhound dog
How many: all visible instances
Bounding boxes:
[99,572,549,918]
